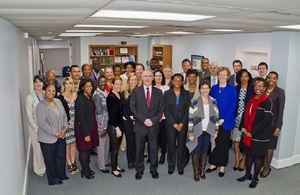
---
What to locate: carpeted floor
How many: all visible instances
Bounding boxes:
[27,148,300,195]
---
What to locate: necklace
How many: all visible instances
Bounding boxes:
[219,87,225,93]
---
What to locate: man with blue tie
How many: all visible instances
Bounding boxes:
[228,60,243,86]
[130,69,164,180]
[203,62,218,87]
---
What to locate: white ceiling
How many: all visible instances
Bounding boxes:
[1,0,300,39]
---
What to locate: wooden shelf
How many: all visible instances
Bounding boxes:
[152,44,172,67]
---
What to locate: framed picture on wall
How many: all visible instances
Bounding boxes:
[191,55,204,73]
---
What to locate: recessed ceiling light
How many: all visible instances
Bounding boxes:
[52,38,63,41]
[275,25,300,30]
[66,30,120,33]
[167,31,196,35]
[205,29,244,32]
[59,33,102,37]
[40,36,55,40]
[132,34,164,37]
[74,24,148,28]
[91,10,215,21]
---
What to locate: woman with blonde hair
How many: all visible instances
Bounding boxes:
[58,77,79,174]
[121,73,138,169]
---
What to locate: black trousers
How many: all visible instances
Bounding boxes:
[123,120,136,164]
[135,132,158,173]
[167,125,188,171]
[158,119,167,154]
[107,125,123,171]
[40,138,67,185]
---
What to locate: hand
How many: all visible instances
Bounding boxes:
[115,127,122,138]
[100,129,107,138]
[173,123,180,132]
[273,128,280,137]
[177,123,184,132]
[84,135,91,142]
[144,119,153,127]
[213,131,218,140]
[189,136,195,141]
[244,130,252,138]
[219,119,224,126]
[68,119,74,128]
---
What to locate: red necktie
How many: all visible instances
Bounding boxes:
[146,87,150,108]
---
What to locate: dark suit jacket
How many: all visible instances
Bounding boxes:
[228,74,235,86]
[130,85,164,135]
[164,88,190,127]
[202,76,218,87]
[268,86,285,129]
[74,93,94,136]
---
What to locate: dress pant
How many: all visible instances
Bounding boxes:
[158,119,167,154]
[40,138,67,185]
[107,125,123,171]
[135,132,158,173]
[29,129,45,175]
[97,133,110,170]
[123,120,136,164]
[167,126,188,171]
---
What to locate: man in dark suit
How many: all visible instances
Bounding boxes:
[228,60,242,86]
[199,57,210,80]
[202,61,218,87]
[130,69,164,180]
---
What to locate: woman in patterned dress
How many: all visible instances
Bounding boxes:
[230,69,254,171]
[58,77,79,174]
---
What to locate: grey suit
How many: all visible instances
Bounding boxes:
[130,85,164,173]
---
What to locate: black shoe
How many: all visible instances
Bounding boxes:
[81,171,94,179]
[128,163,135,169]
[233,166,239,171]
[58,181,63,185]
[205,167,217,173]
[218,171,225,177]
[112,171,122,178]
[237,174,252,182]
[178,170,184,175]
[100,169,110,174]
[117,168,125,173]
[151,171,159,179]
[135,172,143,180]
[159,154,165,164]
[90,170,95,175]
[60,176,69,180]
[168,170,174,175]
[249,180,258,188]
[238,167,245,172]
[105,163,111,167]
[91,150,98,156]
[260,168,271,178]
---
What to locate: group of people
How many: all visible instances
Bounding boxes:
[25,57,285,189]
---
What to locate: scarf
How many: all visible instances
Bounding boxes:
[243,93,268,147]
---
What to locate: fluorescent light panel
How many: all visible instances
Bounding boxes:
[92,10,215,21]
[66,30,120,33]
[167,31,196,35]
[205,29,244,32]
[74,24,148,28]
[59,33,102,37]
[275,25,300,30]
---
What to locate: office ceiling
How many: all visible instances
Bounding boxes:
[1,0,300,40]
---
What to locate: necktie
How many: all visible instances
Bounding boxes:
[212,77,216,85]
[146,87,150,108]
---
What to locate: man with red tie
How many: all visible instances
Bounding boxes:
[130,69,164,180]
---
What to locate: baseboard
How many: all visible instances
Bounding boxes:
[271,154,300,169]
[22,138,31,195]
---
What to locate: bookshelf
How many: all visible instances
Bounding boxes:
[89,44,138,69]
[152,44,172,67]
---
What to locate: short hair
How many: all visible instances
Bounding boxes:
[81,63,91,71]
[199,79,211,90]
[186,69,198,77]
[33,75,44,83]
[202,57,209,62]
[255,77,267,87]
[152,70,166,86]
[92,58,100,65]
[150,58,158,62]
[136,63,145,70]
[258,62,268,69]
[113,64,121,71]
[170,73,184,90]
[236,69,253,86]
[217,66,231,78]
[267,71,279,79]
[182,58,191,65]
[45,70,55,78]
[124,61,136,69]
[78,78,94,95]
[112,77,122,85]
[70,64,79,72]
[232,60,243,67]
[61,77,76,93]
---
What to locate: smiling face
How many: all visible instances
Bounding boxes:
[218,70,229,84]
[142,70,154,87]
[129,75,138,89]
[113,79,122,93]
[233,62,242,74]
[113,66,122,77]
[105,67,114,81]
[266,73,278,88]
[200,83,210,97]
[240,71,250,85]
[172,75,183,90]
[154,71,163,85]
[64,80,74,92]
[201,58,209,70]
[34,79,44,90]
[258,64,268,77]
[187,73,197,85]
[82,81,93,97]
[125,64,134,75]
[70,67,81,81]
[182,61,191,73]
[46,72,56,84]
[45,85,56,101]
[163,67,172,79]
[82,64,92,78]
[254,80,266,97]
[135,65,144,78]
[98,77,107,91]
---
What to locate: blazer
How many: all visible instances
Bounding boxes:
[74,93,94,136]
[107,91,123,127]
[228,74,235,86]
[121,91,134,123]
[25,91,42,133]
[164,88,190,126]
[202,75,218,87]
[268,86,285,129]
[130,85,164,135]
[199,70,210,81]
[36,98,68,144]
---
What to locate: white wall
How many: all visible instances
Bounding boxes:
[0,17,33,195]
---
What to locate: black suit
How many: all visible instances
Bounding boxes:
[202,75,218,87]
[130,86,164,173]
[164,89,191,171]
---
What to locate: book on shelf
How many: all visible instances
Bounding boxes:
[122,56,129,63]
[120,48,128,54]
[129,55,135,62]
[115,56,122,63]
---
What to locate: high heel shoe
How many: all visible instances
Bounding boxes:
[81,171,94,179]
[260,168,271,178]
[233,166,238,171]
[237,174,252,182]
[205,167,217,173]
[249,180,258,188]
[117,168,125,173]
[112,171,122,178]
